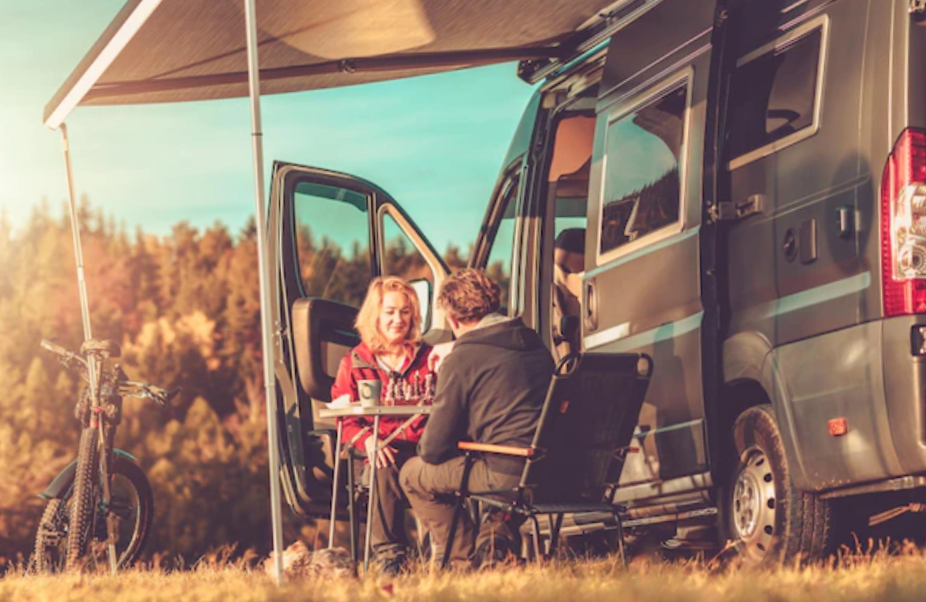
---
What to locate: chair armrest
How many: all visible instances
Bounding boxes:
[457,441,534,457]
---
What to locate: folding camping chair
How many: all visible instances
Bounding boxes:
[441,352,652,567]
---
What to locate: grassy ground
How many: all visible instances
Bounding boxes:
[6,546,926,602]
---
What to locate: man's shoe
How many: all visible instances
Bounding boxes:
[377,554,409,577]
[474,536,517,570]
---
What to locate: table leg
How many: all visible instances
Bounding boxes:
[363,415,380,574]
[328,419,343,549]
[347,447,357,562]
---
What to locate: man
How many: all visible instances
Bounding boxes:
[400,269,554,568]
[551,228,585,359]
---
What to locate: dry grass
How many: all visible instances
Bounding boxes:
[5,545,926,602]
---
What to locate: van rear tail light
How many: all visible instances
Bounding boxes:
[881,128,926,316]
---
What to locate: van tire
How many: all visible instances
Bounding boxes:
[721,404,834,566]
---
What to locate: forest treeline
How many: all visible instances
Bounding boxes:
[0,197,477,567]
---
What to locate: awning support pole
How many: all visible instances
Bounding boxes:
[242,0,285,586]
[60,124,95,346]
[60,123,115,575]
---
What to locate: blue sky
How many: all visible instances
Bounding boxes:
[0,1,536,255]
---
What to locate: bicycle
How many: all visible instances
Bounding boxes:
[32,338,180,573]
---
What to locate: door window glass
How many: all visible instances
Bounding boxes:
[292,181,372,307]
[599,84,687,256]
[725,27,822,163]
[485,178,519,314]
[382,212,436,330]
[382,212,434,285]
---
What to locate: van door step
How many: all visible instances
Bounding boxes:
[622,506,718,528]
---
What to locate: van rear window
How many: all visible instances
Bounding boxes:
[725,27,823,166]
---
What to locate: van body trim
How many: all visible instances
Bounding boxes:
[633,418,704,438]
[745,271,871,322]
[585,226,700,278]
[612,471,712,503]
[584,310,703,351]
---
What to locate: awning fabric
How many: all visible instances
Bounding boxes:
[45,0,621,126]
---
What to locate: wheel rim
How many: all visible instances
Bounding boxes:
[730,446,777,561]
[88,472,143,568]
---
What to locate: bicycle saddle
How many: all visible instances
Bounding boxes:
[80,338,122,359]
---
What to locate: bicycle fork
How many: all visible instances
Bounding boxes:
[91,410,118,574]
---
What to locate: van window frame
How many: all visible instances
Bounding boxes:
[726,14,830,171]
[595,68,693,267]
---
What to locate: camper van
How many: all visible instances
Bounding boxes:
[268,0,926,564]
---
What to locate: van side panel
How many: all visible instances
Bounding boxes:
[720,0,905,491]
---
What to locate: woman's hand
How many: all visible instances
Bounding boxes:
[364,436,398,468]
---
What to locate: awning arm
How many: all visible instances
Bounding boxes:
[44,0,164,129]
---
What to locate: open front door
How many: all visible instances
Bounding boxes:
[268,162,449,516]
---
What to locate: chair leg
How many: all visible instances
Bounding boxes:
[441,453,475,570]
[548,514,564,559]
[529,514,543,563]
[614,511,626,568]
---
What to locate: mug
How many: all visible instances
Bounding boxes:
[357,379,382,408]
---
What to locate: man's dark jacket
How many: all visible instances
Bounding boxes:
[418,317,555,474]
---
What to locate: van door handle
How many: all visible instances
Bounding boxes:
[585,278,599,332]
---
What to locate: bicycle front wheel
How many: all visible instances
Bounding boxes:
[97,455,154,569]
[66,426,99,571]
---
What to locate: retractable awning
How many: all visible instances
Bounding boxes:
[45,0,638,582]
[44,0,627,128]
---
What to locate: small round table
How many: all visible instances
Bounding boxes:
[319,404,432,572]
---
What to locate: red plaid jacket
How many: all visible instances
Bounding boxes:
[330,341,433,450]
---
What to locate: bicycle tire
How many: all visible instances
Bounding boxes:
[33,455,154,573]
[66,426,99,571]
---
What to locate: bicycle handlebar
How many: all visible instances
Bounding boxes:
[40,339,88,369]
[120,381,181,406]
[40,338,180,407]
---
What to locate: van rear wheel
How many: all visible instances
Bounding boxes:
[722,404,834,566]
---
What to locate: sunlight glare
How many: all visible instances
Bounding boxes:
[255,0,435,59]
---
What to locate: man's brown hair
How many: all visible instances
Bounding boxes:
[437,269,501,323]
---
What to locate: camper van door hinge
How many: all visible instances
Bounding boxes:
[912,0,926,16]
[709,194,765,223]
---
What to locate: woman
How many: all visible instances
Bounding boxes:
[330,276,433,575]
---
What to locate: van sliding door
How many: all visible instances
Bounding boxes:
[586,39,713,500]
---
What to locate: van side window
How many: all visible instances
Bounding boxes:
[599,84,687,256]
[292,181,372,307]
[485,176,519,314]
[725,27,823,165]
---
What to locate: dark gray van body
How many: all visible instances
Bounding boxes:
[270,0,926,563]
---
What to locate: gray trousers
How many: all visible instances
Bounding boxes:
[354,446,415,560]
[400,455,521,565]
